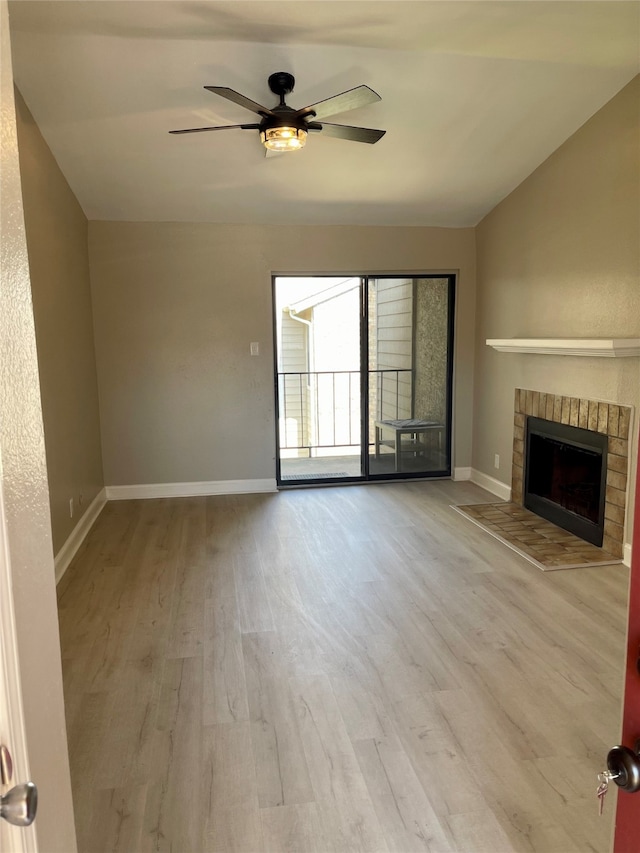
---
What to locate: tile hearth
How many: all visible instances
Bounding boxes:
[453,502,621,571]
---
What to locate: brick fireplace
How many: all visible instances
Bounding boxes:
[512,389,631,557]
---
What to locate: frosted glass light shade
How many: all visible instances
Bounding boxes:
[260,126,307,151]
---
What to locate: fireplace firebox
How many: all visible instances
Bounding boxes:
[524,416,608,546]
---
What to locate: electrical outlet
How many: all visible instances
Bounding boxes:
[250,342,259,356]
[494,454,500,469]
[69,498,74,518]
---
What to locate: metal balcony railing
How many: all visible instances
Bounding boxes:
[277,369,412,451]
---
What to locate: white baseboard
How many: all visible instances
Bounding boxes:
[54,488,107,584]
[623,543,632,568]
[453,467,472,481]
[469,468,512,502]
[105,479,278,501]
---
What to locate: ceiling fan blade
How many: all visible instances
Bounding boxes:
[318,123,386,144]
[169,123,260,135]
[204,86,275,117]
[296,85,381,120]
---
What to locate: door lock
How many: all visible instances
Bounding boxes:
[606,742,640,793]
[0,782,38,827]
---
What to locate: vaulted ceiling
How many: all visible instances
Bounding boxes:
[8,1,639,226]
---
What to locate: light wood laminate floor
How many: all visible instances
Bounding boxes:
[57,480,629,853]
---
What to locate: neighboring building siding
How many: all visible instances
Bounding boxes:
[279,312,309,455]
[374,278,413,422]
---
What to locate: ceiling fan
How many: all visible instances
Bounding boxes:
[169,71,386,152]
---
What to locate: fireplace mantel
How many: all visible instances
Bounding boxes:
[486,338,640,357]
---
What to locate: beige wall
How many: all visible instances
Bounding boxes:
[88,223,476,485]
[15,90,104,554]
[474,76,640,547]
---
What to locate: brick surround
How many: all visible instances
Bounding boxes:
[512,389,631,558]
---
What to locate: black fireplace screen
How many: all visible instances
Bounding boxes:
[524,417,607,546]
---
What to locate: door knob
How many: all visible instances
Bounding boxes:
[0,782,38,826]
[607,744,640,793]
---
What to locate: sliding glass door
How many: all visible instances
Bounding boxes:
[273,275,454,486]
[274,277,363,482]
[368,277,454,477]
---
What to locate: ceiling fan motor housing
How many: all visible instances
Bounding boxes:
[260,106,316,134]
[262,75,320,134]
[264,72,315,133]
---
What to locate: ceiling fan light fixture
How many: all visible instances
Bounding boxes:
[260,126,307,151]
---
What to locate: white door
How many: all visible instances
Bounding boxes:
[1,3,77,849]
[0,479,36,853]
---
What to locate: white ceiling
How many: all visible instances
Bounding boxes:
[8,1,639,227]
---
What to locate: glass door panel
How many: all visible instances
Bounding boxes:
[367,277,453,477]
[274,276,364,483]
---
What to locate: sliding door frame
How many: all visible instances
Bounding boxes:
[272,273,456,488]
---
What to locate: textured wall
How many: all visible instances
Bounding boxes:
[15,90,104,554]
[474,76,640,548]
[0,3,77,847]
[414,278,450,423]
[88,223,476,485]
